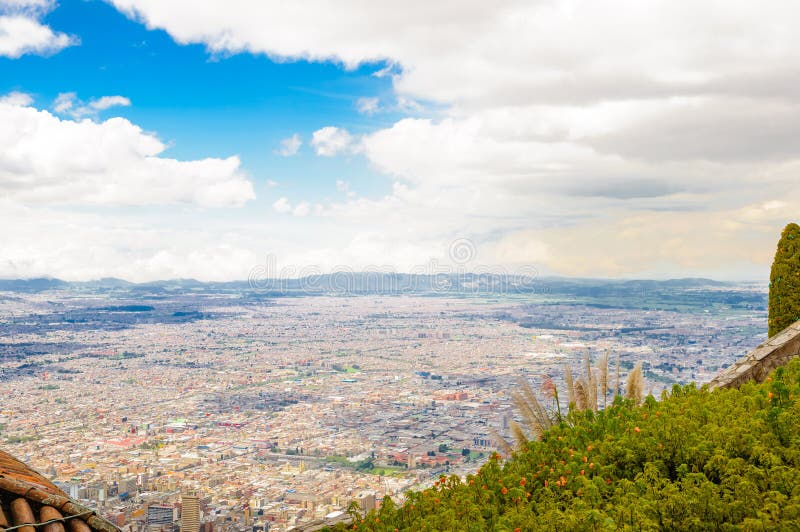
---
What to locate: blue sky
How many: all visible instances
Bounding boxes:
[1,0,798,281]
[2,0,402,204]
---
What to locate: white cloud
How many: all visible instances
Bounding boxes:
[53,92,132,118]
[51,0,800,277]
[292,201,311,217]
[91,95,132,111]
[52,92,75,113]
[311,126,353,156]
[0,201,266,282]
[0,0,75,58]
[356,97,379,115]
[272,197,292,213]
[0,99,255,207]
[0,91,32,106]
[275,133,302,156]
[336,179,357,198]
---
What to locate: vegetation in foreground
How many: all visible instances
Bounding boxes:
[331,358,800,531]
[769,222,800,337]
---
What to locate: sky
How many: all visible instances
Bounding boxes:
[1,0,799,282]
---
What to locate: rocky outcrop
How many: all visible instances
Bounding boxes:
[709,320,800,389]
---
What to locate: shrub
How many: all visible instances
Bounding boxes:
[769,222,800,337]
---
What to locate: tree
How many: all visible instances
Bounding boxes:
[769,223,800,337]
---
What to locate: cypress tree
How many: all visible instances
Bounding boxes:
[769,222,800,337]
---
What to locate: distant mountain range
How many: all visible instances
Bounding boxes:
[0,275,766,313]
[0,273,737,294]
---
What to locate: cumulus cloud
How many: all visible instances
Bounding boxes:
[91,95,132,111]
[0,1,75,58]
[60,0,800,276]
[292,201,311,217]
[0,97,255,207]
[275,133,302,156]
[272,197,292,213]
[0,201,265,282]
[311,126,353,156]
[0,91,32,106]
[356,97,379,115]
[53,92,132,118]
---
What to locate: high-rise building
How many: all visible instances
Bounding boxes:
[181,493,201,532]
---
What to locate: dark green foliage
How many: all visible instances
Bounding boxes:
[769,223,800,337]
[330,359,800,531]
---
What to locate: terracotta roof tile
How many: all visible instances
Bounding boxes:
[0,450,118,532]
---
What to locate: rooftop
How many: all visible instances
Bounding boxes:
[0,450,117,532]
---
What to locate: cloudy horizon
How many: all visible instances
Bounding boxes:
[2,0,798,282]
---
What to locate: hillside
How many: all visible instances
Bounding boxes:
[332,359,800,531]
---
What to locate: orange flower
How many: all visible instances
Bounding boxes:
[586,445,593,452]
[583,456,588,462]
[501,487,508,495]
[519,478,527,486]
[768,392,775,399]
[580,469,585,476]
[589,462,594,469]
[544,480,549,487]
[634,426,641,433]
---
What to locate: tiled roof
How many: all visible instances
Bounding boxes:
[0,450,118,532]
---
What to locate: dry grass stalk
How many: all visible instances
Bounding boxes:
[564,365,576,406]
[614,350,621,397]
[626,361,644,404]
[589,370,598,411]
[510,421,529,450]
[599,349,610,409]
[489,427,514,456]
[574,378,588,411]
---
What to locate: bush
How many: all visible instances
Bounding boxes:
[330,359,800,531]
[769,222,800,337]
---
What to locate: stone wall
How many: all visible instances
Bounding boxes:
[708,320,800,389]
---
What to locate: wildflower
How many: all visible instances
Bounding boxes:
[519,477,527,486]
[501,487,508,495]
[634,426,641,433]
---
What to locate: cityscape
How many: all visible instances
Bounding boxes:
[3,0,799,529]
[0,279,767,530]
